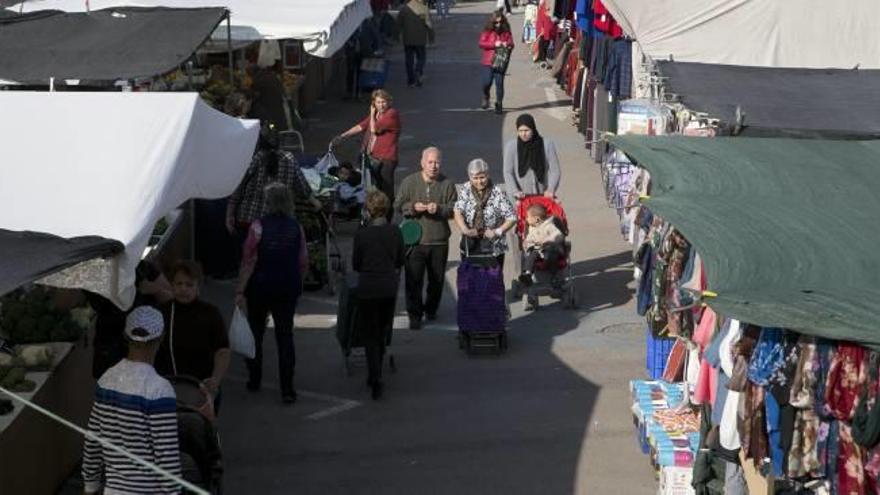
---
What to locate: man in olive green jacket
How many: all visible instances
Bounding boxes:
[397,0,435,87]
[394,146,456,329]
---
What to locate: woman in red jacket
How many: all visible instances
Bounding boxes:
[478,11,514,114]
[335,89,402,220]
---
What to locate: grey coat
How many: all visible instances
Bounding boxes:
[502,138,561,199]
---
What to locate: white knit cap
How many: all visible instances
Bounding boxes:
[124,306,164,342]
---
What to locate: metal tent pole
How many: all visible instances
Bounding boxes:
[227,11,234,85]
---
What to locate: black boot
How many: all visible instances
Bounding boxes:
[371,381,384,400]
[495,102,503,114]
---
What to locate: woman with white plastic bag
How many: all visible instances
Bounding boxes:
[235,183,308,405]
[229,307,256,359]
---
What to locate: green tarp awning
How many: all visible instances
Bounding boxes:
[609,135,880,347]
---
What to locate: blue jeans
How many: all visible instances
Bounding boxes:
[481,65,505,104]
[436,0,450,17]
[404,45,426,85]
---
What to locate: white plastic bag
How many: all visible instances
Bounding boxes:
[315,151,339,175]
[229,308,256,359]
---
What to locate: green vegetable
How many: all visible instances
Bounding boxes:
[0,367,25,389]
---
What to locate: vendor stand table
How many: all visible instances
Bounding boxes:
[0,341,94,495]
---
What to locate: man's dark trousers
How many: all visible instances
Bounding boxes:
[405,244,448,319]
[404,45,427,85]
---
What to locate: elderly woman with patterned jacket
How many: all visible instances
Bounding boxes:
[453,158,517,267]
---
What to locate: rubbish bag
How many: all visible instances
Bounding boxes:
[229,308,256,359]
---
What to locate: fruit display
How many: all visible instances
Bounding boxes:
[0,289,92,345]
[0,366,35,393]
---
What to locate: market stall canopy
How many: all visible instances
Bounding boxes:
[0,7,226,84]
[658,62,880,139]
[601,0,880,69]
[0,230,123,297]
[608,135,880,348]
[9,0,372,58]
[0,92,259,309]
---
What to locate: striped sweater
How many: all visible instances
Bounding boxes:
[82,359,181,494]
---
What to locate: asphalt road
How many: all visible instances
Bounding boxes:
[208,2,656,493]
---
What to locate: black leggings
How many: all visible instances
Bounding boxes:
[357,296,396,385]
[369,159,396,220]
[523,245,562,273]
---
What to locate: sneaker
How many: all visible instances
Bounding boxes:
[480,96,489,109]
[494,102,503,114]
[282,391,297,404]
[409,316,422,330]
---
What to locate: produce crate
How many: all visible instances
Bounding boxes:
[646,330,675,379]
[658,466,695,495]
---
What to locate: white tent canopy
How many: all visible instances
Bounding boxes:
[10,0,371,57]
[0,92,259,308]
[602,0,880,69]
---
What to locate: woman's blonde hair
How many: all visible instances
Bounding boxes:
[372,89,393,104]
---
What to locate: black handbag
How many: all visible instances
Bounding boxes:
[491,46,511,73]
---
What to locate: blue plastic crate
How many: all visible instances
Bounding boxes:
[359,60,389,90]
[646,329,675,379]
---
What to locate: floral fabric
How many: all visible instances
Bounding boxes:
[748,327,785,387]
[824,343,868,495]
[787,337,822,479]
[454,183,516,255]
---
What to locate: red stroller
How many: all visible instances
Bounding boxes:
[511,196,577,310]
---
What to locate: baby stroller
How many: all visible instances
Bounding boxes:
[166,375,223,494]
[456,240,508,355]
[295,200,345,296]
[511,196,577,310]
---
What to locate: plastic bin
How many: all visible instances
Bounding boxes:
[646,329,675,379]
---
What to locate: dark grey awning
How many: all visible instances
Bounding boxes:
[0,6,226,83]
[658,61,880,139]
[0,229,124,296]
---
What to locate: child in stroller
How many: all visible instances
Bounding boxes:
[330,161,365,220]
[512,196,577,310]
[518,202,565,285]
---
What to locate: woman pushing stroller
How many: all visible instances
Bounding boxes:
[503,113,561,201]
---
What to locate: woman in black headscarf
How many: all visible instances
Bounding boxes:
[502,113,561,201]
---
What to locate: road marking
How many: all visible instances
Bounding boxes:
[305,399,362,420]
[226,375,363,420]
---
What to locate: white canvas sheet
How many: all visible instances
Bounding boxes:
[0,92,259,308]
[602,0,880,69]
[10,0,371,57]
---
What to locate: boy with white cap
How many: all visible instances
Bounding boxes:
[82,306,182,494]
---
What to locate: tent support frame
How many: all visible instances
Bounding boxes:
[226,12,234,85]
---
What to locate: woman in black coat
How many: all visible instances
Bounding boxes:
[352,190,405,399]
